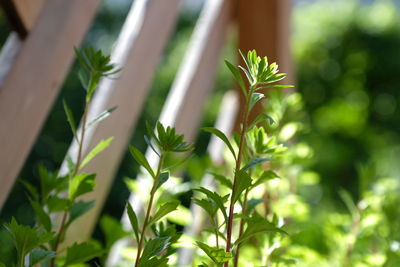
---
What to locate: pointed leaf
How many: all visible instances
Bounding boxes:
[126,202,140,242]
[129,146,155,178]
[30,200,52,232]
[249,92,264,111]
[29,249,56,266]
[210,172,232,189]
[63,100,77,140]
[140,237,171,263]
[202,127,236,160]
[148,201,179,226]
[63,242,104,266]
[241,157,272,171]
[67,200,95,226]
[80,137,114,169]
[196,241,232,264]
[68,173,96,201]
[88,106,117,126]
[194,187,229,222]
[155,172,169,190]
[225,60,247,96]
[232,170,252,204]
[252,170,280,188]
[234,215,287,246]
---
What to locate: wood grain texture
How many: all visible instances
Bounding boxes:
[0,0,100,210]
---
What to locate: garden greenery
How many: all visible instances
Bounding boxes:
[2,43,400,267]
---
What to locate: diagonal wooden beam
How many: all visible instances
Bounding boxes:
[0,0,101,210]
[0,0,47,37]
[61,0,182,245]
[107,0,233,264]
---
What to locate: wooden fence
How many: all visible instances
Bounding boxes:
[0,0,292,264]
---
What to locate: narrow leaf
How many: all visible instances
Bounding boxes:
[249,92,264,111]
[80,137,114,169]
[68,173,96,201]
[126,202,140,242]
[63,100,78,140]
[194,187,229,222]
[129,146,155,178]
[225,60,247,96]
[63,242,104,266]
[202,127,236,160]
[210,172,232,189]
[29,200,52,232]
[241,157,272,171]
[67,200,95,226]
[252,170,280,188]
[88,106,117,126]
[155,172,169,190]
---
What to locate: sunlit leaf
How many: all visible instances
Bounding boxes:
[148,201,179,226]
[129,146,155,178]
[80,137,114,169]
[202,127,236,161]
[88,106,117,127]
[68,173,96,201]
[232,170,252,204]
[241,157,272,171]
[126,202,140,243]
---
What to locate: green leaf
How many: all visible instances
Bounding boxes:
[47,196,70,212]
[63,100,78,140]
[210,173,232,189]
[4,218,54,263]
[64,242,104,266]
[139,257,169,267]
[241,157,272,171]
[232,170,252,204]
[139,237,171,263]
[80,137,114,169]
[88,106,117,127]
[144,135,160,157]
[225,60,247,97]
[148,201,179,226]
[66,155,76,176]
[100,215,130,250]
[155,172,169,191]
[192,198,218,218]
[339,189,358,218]
[234,214,287,246]
[252,170,280,188]
[196,241,232,264]
[29,200,52,232]
[129,146,155,178]
[249,92,264,111]
[194,187,229,222]
[67,200,95,226]
[29,249,56,266]
[68,173,96,201]
[20,180,39,201]
[248,113,275,129]
[202,127,236,160]
[126,202,140,243]
[246,198,265,214]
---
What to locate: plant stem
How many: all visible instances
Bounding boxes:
[233,187,249,267]
[50,101,90,267]
[224,89,252,267]
[134,154,165,267]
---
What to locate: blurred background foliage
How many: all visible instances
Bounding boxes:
[1,0,400,265]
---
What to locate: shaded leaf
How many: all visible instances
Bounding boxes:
[47,196,70,212]
[29,249,56,266]
[225,60,247,97]
[148,201,179,226]
[30,200,52,232]
[232,170,252,204]
[249,92,264,110]
[202,127,236,160]
[100,215,130,250]
[140,237,170,263]
[88,106,117,127]
[67,200,95,226]
[126,202,140,243]
[194,187,229,222]
[130,146,155,178]
[241,157,272,171]
[252,170,280,188]
[210,173,232,189]
[81,137,114,169]
[155,172,169,191]
[63,100,77,140]
[64,242,104,266]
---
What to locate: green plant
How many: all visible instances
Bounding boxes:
[193,50,292,266]
[1,47,118,267]
[127,122,192,266]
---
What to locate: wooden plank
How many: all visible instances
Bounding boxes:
[0,33,22,86]
[177,90,239,265]
[235,0,293,127]
[61,0,181,245]
[108,0,233,264]
[0,0,47,37]
[0,0,100,210]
